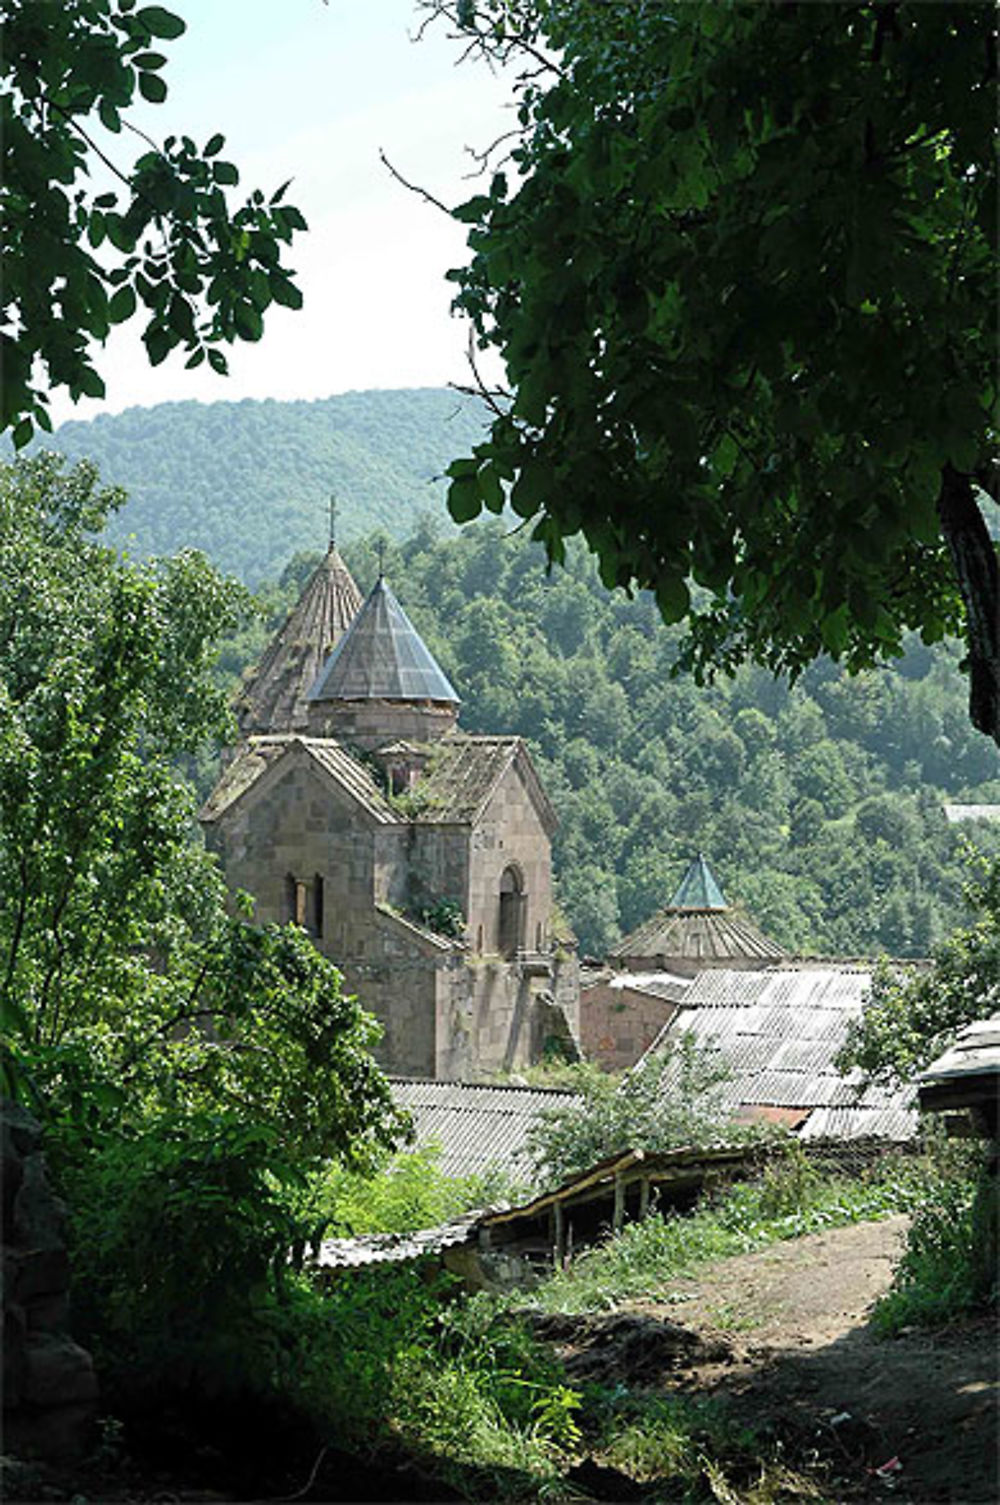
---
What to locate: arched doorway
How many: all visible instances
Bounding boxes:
[498,865,526,958]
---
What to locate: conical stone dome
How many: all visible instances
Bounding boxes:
[234,544,362,736]
[307,575,459,746]
[611,854,786,975]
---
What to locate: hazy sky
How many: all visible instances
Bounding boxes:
[53,0,514,424]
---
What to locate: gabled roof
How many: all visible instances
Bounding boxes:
[199,735,397,826]
[234,545,362,734]
[199,732,558,836]
[643,967,917,1142]
[309,576,459,705]
[670,853,728,910]
[412,735,558,833]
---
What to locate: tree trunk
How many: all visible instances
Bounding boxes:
[936,465,1000,746]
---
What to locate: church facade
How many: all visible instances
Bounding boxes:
[202,548,578,1079]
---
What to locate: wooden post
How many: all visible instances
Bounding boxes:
[553,1200,565,1267]
[639,1176,650,1219]
[613,1173,625,1234]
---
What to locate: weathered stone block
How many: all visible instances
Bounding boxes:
[23,1333,98,1408]
[11,1247,70,1303]
[12,1154,67,1250]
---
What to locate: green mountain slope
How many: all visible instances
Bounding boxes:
[33,389,488,583]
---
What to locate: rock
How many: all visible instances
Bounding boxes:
[24,1289,71,1334]
[23,1332,98,1408]
[11,1247,70,1302]
[12,1152,67,1250]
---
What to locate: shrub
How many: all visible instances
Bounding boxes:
[873,1145,998,1334]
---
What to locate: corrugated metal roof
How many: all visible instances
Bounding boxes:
[309,576,459,704]
[919,1013,1000,1085]
[645,967,917,1142]
[943,804,1000,824]
[234,545,362,735]
[602,970,692,1004]
[390,1078,581,1181]
[311,1211,482,1271]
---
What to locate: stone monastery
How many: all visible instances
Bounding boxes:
[201,541,579,1079]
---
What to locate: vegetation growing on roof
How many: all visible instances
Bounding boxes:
[221,520,1000,961]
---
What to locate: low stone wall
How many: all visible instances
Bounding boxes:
[2,1100,97,1460]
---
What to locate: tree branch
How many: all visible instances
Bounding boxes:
[378,150,452,216]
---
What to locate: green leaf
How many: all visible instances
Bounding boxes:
[138,70,167,104]
[132,51,167,68]
[204,133,225,157]
[99,98,121,133]
[655,574,691,623]
[136,6,186,39]
[184,347,205,369]
[108,285,137,324]
[213,162,239,187]
[78,368,106,399]
[207,347,228,375]
[447,475,482,523]
[478,463,504,514]
[269,275,302,310]
[11,417,32,449]
[144,324,172,366]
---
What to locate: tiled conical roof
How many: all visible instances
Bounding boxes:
[611,855,786,968]
[234,544,363,735]
[309,576,459,704]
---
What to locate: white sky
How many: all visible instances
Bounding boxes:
[50,0,514,425]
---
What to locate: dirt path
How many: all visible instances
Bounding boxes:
[633,1216,997,1503]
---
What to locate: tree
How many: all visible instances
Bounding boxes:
[2,0,306,443]
[0,454,403,1173]
[839,851,1000,1086]
[436,2,999,743]
[526,1042,733,1189]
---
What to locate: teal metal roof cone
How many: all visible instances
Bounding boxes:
[669,853,728,910]
[308,576,459,705]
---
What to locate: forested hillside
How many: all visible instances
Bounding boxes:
[26,390,487,582]
[221,521,1000,961]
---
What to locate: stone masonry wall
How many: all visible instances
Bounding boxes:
[2,1100,97,1461]
[579,983,680,1072]
[467,763,552,956]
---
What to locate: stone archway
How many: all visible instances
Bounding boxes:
[498,864,526,958]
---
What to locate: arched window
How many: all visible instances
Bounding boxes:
[498,865,525,958]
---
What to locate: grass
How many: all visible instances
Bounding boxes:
[514,1149,924,1316]
[269,1149,951,1501]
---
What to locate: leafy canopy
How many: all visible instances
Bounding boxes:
[0,454,404,1173]
[526,1041,733,1188]
[440,1,999,740]
[839,850,1000,1087]
[2,0,307,444]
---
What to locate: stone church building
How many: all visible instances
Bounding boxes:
[202,543,579,1079]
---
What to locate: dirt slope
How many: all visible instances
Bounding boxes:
[565,1215,997,1503]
